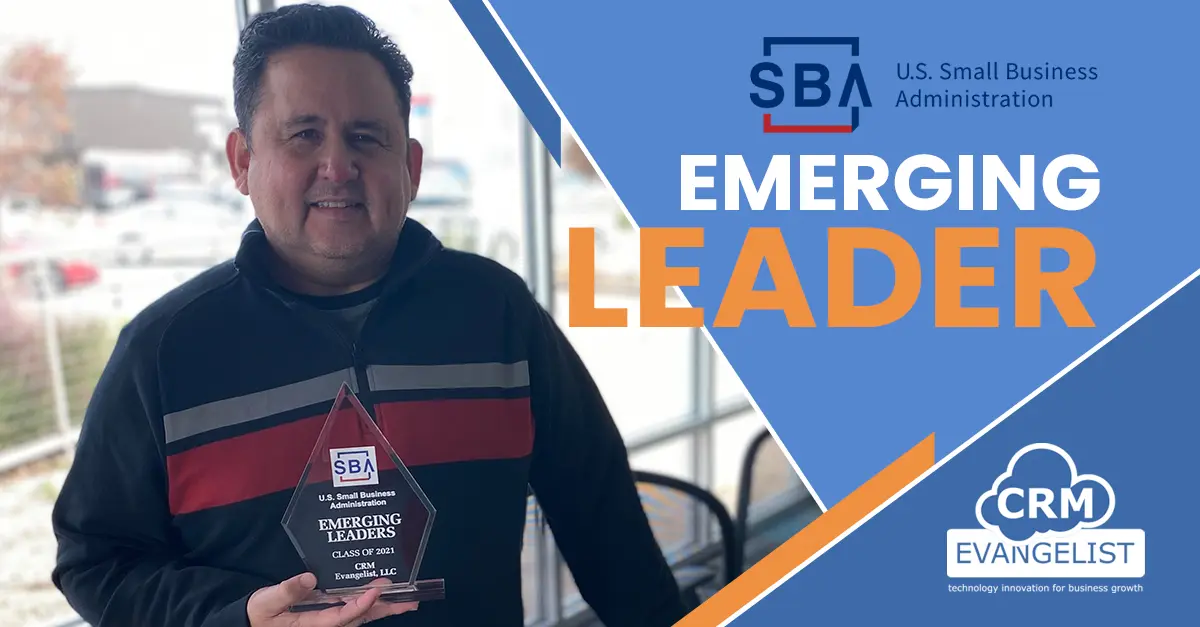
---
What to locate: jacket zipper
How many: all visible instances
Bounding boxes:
[236,218,442,427]
[264,290,380,423]
[350,341,377,422]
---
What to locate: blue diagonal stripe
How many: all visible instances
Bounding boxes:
[447,0,561,164]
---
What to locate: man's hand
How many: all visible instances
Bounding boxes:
[247,573,418,627]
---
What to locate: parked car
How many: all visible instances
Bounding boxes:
[102,183,252,266]
[0,238,101,297]
[407,159,482,251]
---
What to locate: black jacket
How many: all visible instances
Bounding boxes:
[51,218,686,626]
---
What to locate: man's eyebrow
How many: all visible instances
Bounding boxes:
[348,119,389,134]
[281,115,392,136]
[283,114,323,129]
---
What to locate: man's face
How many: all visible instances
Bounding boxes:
[228,45,421,269]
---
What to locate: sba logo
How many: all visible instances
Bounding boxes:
[331,446,379,488]
[749,37,871,133]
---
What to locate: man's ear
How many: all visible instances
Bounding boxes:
[226,129,251,195]
[406,138,424,202]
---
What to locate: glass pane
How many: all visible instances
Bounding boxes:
[520,496,542,624]
[0,0,240,622]
[0,297,60,447]
[629,433,694,481]
[636,478,700,564]
[555,291,694,442]
[551,159,694,440]
[749,438,806,507]
[711,410,805,514]
[715,350,752,407]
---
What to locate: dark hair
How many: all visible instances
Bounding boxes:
[232,3,414,141]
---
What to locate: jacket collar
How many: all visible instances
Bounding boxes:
[233,216,443,302]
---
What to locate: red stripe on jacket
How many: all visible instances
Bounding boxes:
[167,398,533,515]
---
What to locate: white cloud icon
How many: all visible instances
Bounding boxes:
[974,443,1116,540]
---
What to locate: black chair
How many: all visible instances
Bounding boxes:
[734,429,775,554]
[631,470,741,610]
[734,428,822,573]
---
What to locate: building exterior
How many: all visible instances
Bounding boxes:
[63,85,234,209]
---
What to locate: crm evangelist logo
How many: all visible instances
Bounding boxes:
[946,444,1145,578]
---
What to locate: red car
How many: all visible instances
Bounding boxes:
[0,239,100,297]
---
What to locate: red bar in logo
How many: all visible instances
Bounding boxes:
[762,113,853,134]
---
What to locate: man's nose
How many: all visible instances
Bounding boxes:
[318,140,360,183]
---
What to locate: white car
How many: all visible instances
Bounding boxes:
[104,188,251,266]
[405,160,525,271]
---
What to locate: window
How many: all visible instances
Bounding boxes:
[0,2,818,624]
[0,1,243,624]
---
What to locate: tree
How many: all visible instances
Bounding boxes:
[0,42,75,206]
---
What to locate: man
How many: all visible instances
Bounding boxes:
[50,4,687,626]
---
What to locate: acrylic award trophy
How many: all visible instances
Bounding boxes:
[282,382,444,611]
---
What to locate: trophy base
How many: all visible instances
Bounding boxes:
[289,579,446,612]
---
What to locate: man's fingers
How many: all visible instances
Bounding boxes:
[303,587,382,627]
[364,600,419,621]
[358,580,418,621]
[251,572,318,616]
[280,573,319,603]
[266,577,415,627]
